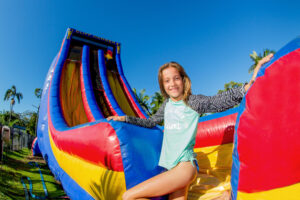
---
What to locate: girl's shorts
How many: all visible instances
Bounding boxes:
[190,158,199,173]
[163,158,200,173]
[190,152,200,173]
[177,152,200,173]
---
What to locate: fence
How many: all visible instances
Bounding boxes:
[0,125,35,153]
[11,126,35,150]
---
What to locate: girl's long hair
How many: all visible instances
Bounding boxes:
[158,62,192,104]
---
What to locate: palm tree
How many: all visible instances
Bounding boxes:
[150,92,164,115]
[133,88,152,115]
[249,49,276,73]
[4,85,23,122]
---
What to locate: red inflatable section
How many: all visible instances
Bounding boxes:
[195,113,237,148]
[237,49,300,192]
[48,119,124,171]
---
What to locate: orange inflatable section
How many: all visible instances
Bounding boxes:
[60,60,89,127]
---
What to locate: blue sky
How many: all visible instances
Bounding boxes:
[1,0,300,113]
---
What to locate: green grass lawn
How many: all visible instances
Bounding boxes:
[0,148,67,200]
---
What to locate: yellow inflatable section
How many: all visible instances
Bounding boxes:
[189,143,233,200]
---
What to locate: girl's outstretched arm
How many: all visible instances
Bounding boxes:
[192,86,246,114]
[192,53,274,114]
[107,99,168,128]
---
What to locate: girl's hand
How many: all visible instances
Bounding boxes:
[106,116,125,122]
[254,53,274,75]
[244,53,274,92]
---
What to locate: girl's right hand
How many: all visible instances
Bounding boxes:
[106,116,125,122]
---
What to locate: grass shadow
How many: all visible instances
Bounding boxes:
[0,148,67,200]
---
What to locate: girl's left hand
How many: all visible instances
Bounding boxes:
[244,53,274,92]
[254,53,274,75]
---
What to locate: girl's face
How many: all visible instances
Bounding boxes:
[162,67,184,102]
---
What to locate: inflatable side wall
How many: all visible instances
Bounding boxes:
[231,37,300,200]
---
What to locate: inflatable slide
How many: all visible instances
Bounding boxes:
[37,28,300,200]
[31,137,41,156]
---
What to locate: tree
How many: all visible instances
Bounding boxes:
[133,88,152,116]
[150,92,164,115]
[248,49,276,73]
[0,111,21,127]
[24,111,38,136]
[4,85,23,122]
[218,81,244,94]
[34,88,42,99]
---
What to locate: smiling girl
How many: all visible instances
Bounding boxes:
[107,54,273,200]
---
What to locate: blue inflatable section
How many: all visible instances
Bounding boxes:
[32,138,41,156]
[98,49,125,116]
[37,32,94,200]
[82,45,104,119]
[109,122,165,189]
[198,107,239,123]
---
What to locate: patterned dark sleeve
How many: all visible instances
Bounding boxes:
[124,99,167,128]
[193,85,246,113]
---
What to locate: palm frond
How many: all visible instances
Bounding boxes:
[4,89,12,101]
[16,93,23,103]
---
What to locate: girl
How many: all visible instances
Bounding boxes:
[107,54,273,200]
